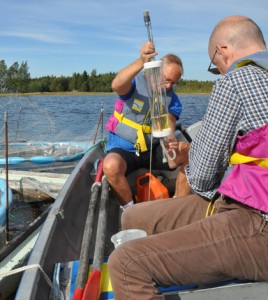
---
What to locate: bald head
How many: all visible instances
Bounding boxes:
[209,16,266,57]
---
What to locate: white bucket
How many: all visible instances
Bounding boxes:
[111,229,147,248]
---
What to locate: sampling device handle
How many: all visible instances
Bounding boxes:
[143,10,154,45]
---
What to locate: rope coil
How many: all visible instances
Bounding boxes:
[160,139,176,163]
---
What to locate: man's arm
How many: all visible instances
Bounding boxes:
[168,113,177,133]
[186,78,242,198]
[111,42,157,96]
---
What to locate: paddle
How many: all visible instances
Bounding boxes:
[82,175,110,300]
[4,112,10,243]
[72,157,104,300]
[176,123,192,143]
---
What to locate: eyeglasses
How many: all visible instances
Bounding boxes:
[164,77,178,86]
[207,50,220,75]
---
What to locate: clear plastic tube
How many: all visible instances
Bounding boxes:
[144,60,171,138]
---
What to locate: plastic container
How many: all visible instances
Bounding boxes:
[144,60,171,138]
[135,173,169,203]
[111,229,147,248]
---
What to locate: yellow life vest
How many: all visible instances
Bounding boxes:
[230,152,268,169]
[113,110,151,152]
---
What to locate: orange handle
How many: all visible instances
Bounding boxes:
[136,173,153,188]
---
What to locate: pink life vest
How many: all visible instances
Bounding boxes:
[218,123,268,213]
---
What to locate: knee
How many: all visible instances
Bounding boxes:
[121,203,147,230]
[108,247,122,285]
[108,245,128,279]
[121,207,134,229]
[103,157,115,176]
[108,247,120,272]
[103,154,124,177]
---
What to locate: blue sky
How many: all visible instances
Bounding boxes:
[1,0,267,81]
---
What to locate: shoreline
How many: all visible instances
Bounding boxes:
[0,91,115,97]
[0,91,211,97]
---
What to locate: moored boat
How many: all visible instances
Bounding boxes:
[0,141,97,174]
[0,170,69,202]
[0,178,12,227]
[12,122,268,300]
[0,206,49,300]
[11,138,113,300]
[0,178,13,248]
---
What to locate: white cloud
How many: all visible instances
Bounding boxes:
[1,0,268,80]
[0,30,73,44]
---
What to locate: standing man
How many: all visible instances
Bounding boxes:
[104,41,190,209]
[108,16,268,299]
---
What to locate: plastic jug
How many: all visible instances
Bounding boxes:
[135,173,169,203]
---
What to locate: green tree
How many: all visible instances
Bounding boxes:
[81,71,89,91]
[6,62,19,92]
[69,73,79,91]
[0,60,8,93]
[91,69,97,77]
[17,61,30,93]
[0,60,214,94]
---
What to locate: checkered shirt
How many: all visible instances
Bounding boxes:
[186,63,268,199]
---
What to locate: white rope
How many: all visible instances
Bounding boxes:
[160,139,176,162]
[0,263,53,288]
[148,131,153,201]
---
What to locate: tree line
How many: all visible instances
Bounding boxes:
[0,60,214,94]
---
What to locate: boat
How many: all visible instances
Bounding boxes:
[0,206,50,300]
[0,178,12,226]
[0,170,69,202]
[11,122,268,300]
[0,170,67,253]
[0,103,105,175]
[0,140,97,174]
[0,178,13,248]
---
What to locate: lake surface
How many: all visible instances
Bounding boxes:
[0,93,210,240]
[0,94,209,142]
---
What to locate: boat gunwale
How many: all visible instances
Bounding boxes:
[14,140,106,299]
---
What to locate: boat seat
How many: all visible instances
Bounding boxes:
[68,260,268,300]
[160,280,268,300]
[98,280,268,300]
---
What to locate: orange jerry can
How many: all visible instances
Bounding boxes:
[135,173,169,203]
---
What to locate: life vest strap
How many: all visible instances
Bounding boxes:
[234,60,268,72]
[230,152,268,169]
[114,110,151,152]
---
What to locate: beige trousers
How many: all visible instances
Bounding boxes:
[108,194,268,300]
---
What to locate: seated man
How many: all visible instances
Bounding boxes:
[108,15,268,299]
[103,41,190,210]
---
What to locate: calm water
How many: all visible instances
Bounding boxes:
[0,94,209,142]
[0,94,209,240]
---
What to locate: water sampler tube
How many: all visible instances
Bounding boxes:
[143,10,176,162]
[144,60,171,138]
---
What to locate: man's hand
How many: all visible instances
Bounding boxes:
[140,41,158,63]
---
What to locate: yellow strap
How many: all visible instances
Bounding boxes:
[114,110,151,152]
[230,152,268,169]
[234,60,268,72]
[205,200,215,217]
[114,111,151,133]
[234,60,254,69]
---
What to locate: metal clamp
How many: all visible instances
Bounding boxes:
[261,213,268,222]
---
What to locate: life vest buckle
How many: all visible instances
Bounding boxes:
[135,143,141,156]
[261,213,268,222]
